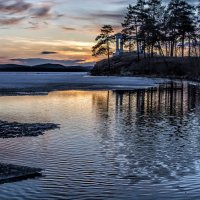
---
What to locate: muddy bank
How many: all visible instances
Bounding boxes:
[0,120,59,138]
[0,163,42,184]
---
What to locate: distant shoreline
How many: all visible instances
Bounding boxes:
[0,63,92,72]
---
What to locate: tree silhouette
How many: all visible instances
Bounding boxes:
[92,25,114,70]
[122,1,146,60]
[145,0,165,57]
[92,0,199,60]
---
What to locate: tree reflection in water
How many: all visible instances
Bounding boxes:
[93,82,200,183]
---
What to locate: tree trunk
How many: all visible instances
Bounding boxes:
[198,38,200,57]
[194,40,198,57]
[143,40,146,58]
[188,36,191,57]
[107,40,111,71]
[165,42,168,57]
[174,42,177,57]
[135,20,140,61]
[151,44,154,57]
[181,35,185,57]
[170,40,174,57]
[168,41,171,57]
[148,45,151,59]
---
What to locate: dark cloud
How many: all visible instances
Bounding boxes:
[66,8,126,25]
[111,0,198,5]
[41,51,57,55]
[25,20,50,29]
[73,11,124,21]
[62,26,77,31]
[0,0,32,14]
[0,0,30,25]
[60,46,91,53]
[30,5,64,20]
[110,0,132,5]
[0,17,25,25]
[56,14,64,18]
[0,1,61,26]
[31,6,52,18]
[89,12,124,21]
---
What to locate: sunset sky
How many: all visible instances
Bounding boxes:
[0,0,197,66]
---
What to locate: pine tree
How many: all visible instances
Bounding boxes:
[160,10,171,56]
[92,25,114,70]
[165,0,179,56]
[166,0,195,57]
[122,0,146,60]
[144,0,165,57]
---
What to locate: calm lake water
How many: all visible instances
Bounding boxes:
[1,82,200,199]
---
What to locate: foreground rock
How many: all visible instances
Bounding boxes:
[0,163,42,184]
[0,120,59,138]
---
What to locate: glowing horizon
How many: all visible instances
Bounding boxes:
[0,0,129,66]
[0,0,197,66]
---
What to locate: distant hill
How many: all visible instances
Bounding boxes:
[0,63,93,72]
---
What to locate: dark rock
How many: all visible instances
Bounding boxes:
[0,120,59,138]
[0,163,42,184]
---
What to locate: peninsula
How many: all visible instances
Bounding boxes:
[91,53,200,81]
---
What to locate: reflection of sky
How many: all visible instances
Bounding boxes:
[1,84,200,198]
[0,0,198,65]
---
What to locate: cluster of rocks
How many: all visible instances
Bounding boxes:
[0,163,42,184]
[0,120,59,184]
[0,120,59,138]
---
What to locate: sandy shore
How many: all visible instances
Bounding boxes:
[0,72,168,94]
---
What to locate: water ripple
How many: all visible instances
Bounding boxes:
[0,83,200,199]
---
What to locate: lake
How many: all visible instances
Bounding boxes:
[0,81,200,199]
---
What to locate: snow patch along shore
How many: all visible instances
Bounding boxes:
[0,72,168,93]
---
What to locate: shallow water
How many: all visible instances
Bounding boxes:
[0,82,200,199]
